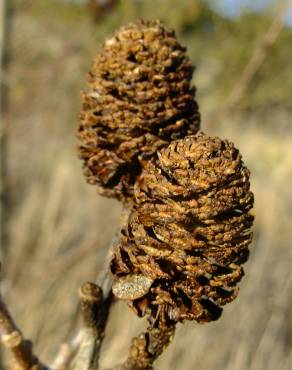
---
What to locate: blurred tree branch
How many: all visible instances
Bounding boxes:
[224,0,292,111]
[207,0,292,125]
[0,0,9,258]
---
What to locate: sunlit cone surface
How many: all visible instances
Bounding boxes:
[78,20,200,201]
[111,133,254,324]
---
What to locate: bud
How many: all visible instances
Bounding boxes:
[87,0,117,20]
[78,20,200,201]
[111,133,254,324]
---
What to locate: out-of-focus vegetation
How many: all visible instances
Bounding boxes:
[1,1,292,369]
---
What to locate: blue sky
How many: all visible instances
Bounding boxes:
[207,0,274,17]
[206,0,292,25]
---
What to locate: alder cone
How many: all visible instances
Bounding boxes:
[78,20,200,201]
[111,133,254,324]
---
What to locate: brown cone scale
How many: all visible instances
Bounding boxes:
[111,133,254,325]
[78,20,200,201]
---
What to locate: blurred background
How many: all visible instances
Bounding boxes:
[1,0,292,369]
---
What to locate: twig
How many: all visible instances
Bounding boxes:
[50,266,113,370]
[50,259,114,370]
[50,334,82,370]
[110,323,175,370]
[0,290,47,370]
[51,205,132,370]
[70,281,112,370]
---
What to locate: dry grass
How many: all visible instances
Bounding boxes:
[1,1,292,369]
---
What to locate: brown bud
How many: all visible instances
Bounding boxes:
[111,133,254,324]
[87,0,117,20]
[77,20,200,201]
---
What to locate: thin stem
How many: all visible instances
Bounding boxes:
[50,334,82,370]
[0,290,47,370]
[51,204,132,370]
[70,281,112,370]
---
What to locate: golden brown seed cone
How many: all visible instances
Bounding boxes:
[111,133,254,324]
[78,20,200,201]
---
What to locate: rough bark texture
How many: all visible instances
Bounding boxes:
[78,20,200,201]
[111,133,254,325]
